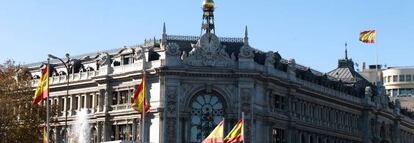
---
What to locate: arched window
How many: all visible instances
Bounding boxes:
[189,92,225,143]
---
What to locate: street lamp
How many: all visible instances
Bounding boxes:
[48,53,70,143]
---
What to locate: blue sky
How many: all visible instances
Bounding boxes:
[0,0,413,72]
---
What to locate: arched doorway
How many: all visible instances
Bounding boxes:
[189,91,225,143]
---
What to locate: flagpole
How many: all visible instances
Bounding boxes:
[141,46,146,143]
[46,58,50,143]
[375,35,379,84]
[242,112,245,143]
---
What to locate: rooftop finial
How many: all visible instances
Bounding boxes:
[201,0,215,34]
[202,0,215,10]
[162,22,166,35]
[345,42,348,59]
[161,22,167,47]
[244,26,249,45]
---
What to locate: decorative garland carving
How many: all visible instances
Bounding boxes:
[165,86,178,143]
[240,88,252,143]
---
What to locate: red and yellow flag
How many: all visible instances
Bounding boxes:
[131,74,150,113]
[43,127,48,143]
[202,120,224,143]
[359,30,376,43]
[33,64,48,104]
[224,119,244,143]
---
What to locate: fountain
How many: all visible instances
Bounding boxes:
[69,108,90,143]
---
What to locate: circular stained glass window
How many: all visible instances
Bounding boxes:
[189,93,224,143]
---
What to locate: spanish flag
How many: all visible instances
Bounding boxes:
[43,127,48,143]
[131,74,150,114]
[202,120,224,143]
[33,64,48,105]
[224,119,244,143]
[359,30,376,43]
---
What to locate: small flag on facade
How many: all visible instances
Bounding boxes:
[359,30,376,43]
[131,74,150,114]
[224,119,244,143]
[202,120,224,143]
[33,64,49,105]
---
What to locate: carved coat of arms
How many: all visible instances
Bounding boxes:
[181,33,235,67]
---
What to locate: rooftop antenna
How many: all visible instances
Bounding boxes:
[345,42,348,60]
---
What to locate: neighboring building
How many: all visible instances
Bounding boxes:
[360,65,414,110]
[383,67,414,111]
[383,67,414,97]
[27,1,414,143]
[359,63,383,84]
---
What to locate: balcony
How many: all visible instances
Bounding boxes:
[111,104,132,111]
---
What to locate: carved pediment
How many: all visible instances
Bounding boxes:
[181,33,235,67]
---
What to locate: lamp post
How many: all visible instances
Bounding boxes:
[48,53,70,143]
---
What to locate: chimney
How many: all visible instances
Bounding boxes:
[362,62,366,71]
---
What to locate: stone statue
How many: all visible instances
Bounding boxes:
[97,52,110,66]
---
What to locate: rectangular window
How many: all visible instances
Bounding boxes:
[120,90,129,104]
[87,94,93,108]
[393,75,398,82]
[406,75,412,82]
[81,96,85,108]
[112,91,118,105]
[60,98,64,111]
[272,128,285,143]
[274,95,286,111]
[74,97,79,110]
[122,54,133,65]
[400,75,405,82]
[392,89,398,97]
[387,76,391,83]
[66,97,70,110]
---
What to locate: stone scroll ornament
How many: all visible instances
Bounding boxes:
[182,33,236,67]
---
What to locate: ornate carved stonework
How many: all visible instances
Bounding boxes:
[265,51,276,66]
[240,88,252,143]
[181,33,235,67]
[97,52,110,66]
[239,44,254,59]
[166,43,181,56]
[133,47,144,60]
[165,86,178,143]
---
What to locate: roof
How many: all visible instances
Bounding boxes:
[327,58,369,84]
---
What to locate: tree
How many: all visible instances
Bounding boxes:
[0,60,46,143]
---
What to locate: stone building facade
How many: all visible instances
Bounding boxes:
[27,1,414,143]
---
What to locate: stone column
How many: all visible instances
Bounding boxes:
[115,124,119,140]
[96,122,102,143]
[98,89,105,112]
[91,93,96,112]
[238,79,254,143]
[103,120,111,141]
[164,86,178,143]
[70,95,75,115]
[77,95,81,110]
[83,94,88,109]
